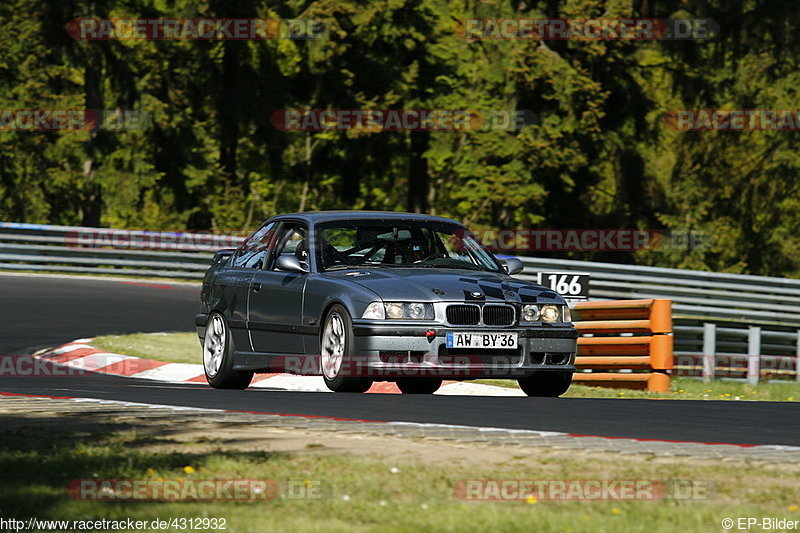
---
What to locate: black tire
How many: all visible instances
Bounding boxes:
[518,372,573,397]
[320,304,373,393]
[396,378,442,394]
[203,312,254,390]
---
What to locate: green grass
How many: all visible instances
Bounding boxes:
[472,377,800,401]
[0,422,798,532]
[90,332,800,401]
[92,332,200,365]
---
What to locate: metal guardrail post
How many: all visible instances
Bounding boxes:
[796,329,800,383]
[747,326,761,385]
[702,323,716,382]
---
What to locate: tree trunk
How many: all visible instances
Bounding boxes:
[81,58,103,227]
[407,131,430,213]
[218,41,241,184]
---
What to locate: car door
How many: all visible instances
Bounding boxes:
[248,222,309,355]
[214,221,277,352]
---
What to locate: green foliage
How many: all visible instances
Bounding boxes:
[0,0,798,276]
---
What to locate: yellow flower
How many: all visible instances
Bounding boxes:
[183,466,196,474]
[525,496,538,504]
[611,508,622,515]
[146,468,156,476]
[304,479,313,488]
[789,504,798,512]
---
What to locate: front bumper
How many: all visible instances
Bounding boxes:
[348,322,577,379]
[195,313,207,343]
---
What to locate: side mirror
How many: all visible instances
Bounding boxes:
[502,257,524,275]
[275,255,308,273]
[213,249,236,264]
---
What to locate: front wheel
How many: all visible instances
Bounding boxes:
[203,312,253,389]
[320,304,373,393]
[396,378,442,394]
[518,372,573,397]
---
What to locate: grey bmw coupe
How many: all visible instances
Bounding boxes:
[196,211,577,396]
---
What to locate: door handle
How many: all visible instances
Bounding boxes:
[252,282,262,292]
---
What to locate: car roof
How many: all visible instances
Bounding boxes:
[270,210,462,226]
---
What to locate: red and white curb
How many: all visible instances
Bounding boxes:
[35,339,525,396]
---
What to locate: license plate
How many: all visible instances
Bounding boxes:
[445,332,518,349]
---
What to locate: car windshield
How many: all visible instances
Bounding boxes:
[316,220,503,273]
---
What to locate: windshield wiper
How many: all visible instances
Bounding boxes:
[324,264,358,271]
[384,262,485,271]
[425,263,484,271]
[325,263,386,271]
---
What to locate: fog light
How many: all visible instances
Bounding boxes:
[522,304,540,322]
[408,303,426,319]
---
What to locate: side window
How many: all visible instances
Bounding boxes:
[270,223,308,270]
[232,222,277,269]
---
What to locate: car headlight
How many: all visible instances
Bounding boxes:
[540,304,560,323]
[362,302,385,319]
[562,305,572,322]
[362,302,434,320]
[521,304,540,322]
[407,303,428,319]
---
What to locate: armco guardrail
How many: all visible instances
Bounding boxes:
[672,323,799,384]
[571,299,673,391]
[0,222,239,279]
[516,256,800,328]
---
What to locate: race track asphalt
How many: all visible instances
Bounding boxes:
[1,273,798,446]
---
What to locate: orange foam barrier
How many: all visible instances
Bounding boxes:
[573,299,672,334]
[571,299,673,392]
[577,335,673,369]
[572,372,670,392]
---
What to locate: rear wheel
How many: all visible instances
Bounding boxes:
[396,378,442,394]
[203,312,253,389]
[320,304,373,393]
[518,372,573,397]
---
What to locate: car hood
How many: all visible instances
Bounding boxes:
[324,268,561,304]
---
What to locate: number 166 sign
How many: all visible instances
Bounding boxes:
[536,272,590,299]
